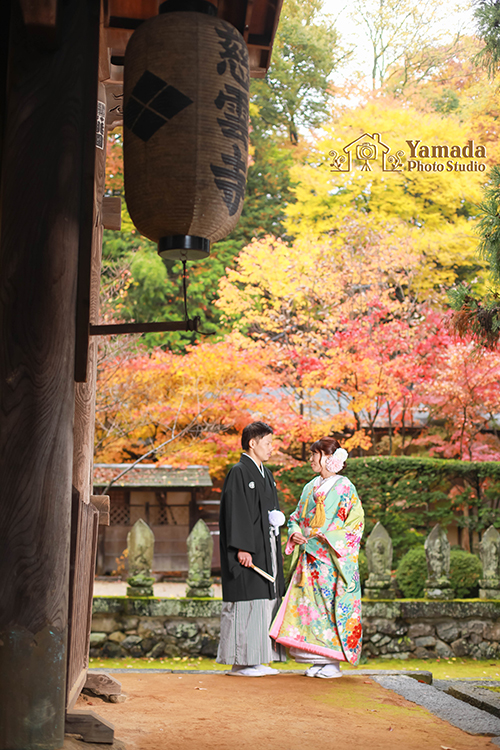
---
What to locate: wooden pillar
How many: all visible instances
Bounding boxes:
[66,76,108,709]
[72,77,107,504]
[0,1,99,748]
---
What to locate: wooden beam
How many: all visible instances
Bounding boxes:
[243,0,254,42]
[0,4,11,161]
[107,0,159,24]
[0,1,100,747]
[102,196,122,230]
[67,667,89,712]
[74,77,107,383]
[69,49,109,710]
[19,0,60,48]
[65,710,114,744]
[99,17,111,81]
[91,494,111,525]
[66,497,99,709]
[105,82,124,131]
[90,317,201,335]
[101,0,283,79]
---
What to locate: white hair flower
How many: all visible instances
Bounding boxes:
[324,448,348,474]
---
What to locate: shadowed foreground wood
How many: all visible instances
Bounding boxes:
[65,711,114,744]
[0,1,99,748]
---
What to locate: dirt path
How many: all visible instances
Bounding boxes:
[77,673,497,750]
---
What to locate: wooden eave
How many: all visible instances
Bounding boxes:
[20,0,283,78]
[104,0,283,80]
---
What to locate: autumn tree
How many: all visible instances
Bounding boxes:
[94,339,308,474]
[251,0,343,144]
[216,224,424,456]
[284,94,490,300]
[417,333,500,460]
[218,221,422,344]
[303,314,417,452]
[349,0,468,92]
[447,3,500,345]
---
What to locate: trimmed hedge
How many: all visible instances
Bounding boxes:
[276,456,500,561]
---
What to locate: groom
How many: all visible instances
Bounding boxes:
[216,421,286,676]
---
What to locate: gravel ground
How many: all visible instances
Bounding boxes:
[373,675,500,737]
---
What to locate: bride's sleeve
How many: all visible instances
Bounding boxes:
[323,482,364,560]
[285,489,307,555]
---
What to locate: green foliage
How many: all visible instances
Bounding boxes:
[358,549,369,588]
[475,166,500,285]
[101,227,243,349]
[233,133,296,245]
[432,88,460,114]
[396,546,427,598]
[251,0,341,143]
[396,546,483,599]
[474,0,500,77]
[449,549,483,598]
[277,456,500,561]
[448,284,500,349]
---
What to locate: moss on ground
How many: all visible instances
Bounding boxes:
[88,655,500,679]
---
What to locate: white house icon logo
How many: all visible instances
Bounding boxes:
[329,132,405,173]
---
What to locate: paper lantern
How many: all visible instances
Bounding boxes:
[123,0,250,260]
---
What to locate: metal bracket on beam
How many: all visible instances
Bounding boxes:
[89,316,201,335]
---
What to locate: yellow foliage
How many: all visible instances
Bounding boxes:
[217,222,422,347]
[285,94,490,292]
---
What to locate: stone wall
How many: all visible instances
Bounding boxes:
[362,601,500,660]
[91,597,500,661]
[91,598,222,659]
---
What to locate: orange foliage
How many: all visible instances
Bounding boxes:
[95,339,306,476]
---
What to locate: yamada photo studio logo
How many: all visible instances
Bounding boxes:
[329,132,487,174]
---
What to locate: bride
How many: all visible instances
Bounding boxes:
[270,437,364,678]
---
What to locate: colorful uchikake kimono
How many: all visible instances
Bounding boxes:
[270,474,364,665]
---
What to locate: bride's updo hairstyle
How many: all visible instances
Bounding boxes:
[311,436,348,475]
[311,436,341,457]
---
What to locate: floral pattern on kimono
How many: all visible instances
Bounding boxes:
[270,475,364,665]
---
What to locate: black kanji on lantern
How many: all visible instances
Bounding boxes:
[210,144,246,216]
[124,70,193,142]
[214,84,249,146]
[214,24,250,92]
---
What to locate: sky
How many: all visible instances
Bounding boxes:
[319,0,477,87]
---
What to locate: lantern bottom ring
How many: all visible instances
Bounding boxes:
[158,235,210,261]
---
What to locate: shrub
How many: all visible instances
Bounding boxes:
[396,545,483,598]
[358,549,368,588]
[449,550,482,598]
[396,546,427,598]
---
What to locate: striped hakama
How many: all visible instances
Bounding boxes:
[216,529,286,665]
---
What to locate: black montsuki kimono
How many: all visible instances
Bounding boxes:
[219,454,286,602]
